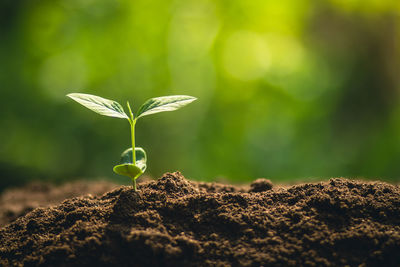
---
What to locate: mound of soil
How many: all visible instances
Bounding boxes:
[0,180,119,227]
[0,172,399,266]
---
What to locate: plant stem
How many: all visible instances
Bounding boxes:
[126,101,136,164]
[131,122,137,191]
[131,119,136,164]
[126,101,138,191]
[132,178,137,191]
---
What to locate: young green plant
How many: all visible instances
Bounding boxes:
[67,93,197,191]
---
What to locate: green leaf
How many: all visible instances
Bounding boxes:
[113,164,142,180]
[118,147,147,172]
[113,147,147,179]
[67,93,128,119]
[136,95,197,119]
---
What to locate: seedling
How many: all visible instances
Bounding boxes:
[67,93,197,190]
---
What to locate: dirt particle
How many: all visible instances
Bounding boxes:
[249,178,273,192]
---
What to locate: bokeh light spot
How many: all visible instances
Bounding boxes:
[222,31,271,81]
[39,51,87,100]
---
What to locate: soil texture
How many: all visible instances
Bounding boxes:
[0,180,119,227]
[0,172,399,266]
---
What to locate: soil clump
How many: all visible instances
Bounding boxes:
[0,172,399,266]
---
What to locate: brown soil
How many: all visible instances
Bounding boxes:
[0,180,119,227]
[0,172,399,266]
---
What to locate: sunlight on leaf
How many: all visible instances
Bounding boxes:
[67,93,128,119]
[136,95,197,119]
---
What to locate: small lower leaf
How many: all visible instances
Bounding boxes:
[113,147,147,179]
[113,164,143,180]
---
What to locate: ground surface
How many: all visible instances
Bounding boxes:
[0,180,119,227]
[0,172,399,266]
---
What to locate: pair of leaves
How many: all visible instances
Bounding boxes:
[67,92,197,181]
[113,147,147,180]
[67,93,197,121]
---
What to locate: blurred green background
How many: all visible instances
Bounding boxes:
[1,0,400,189]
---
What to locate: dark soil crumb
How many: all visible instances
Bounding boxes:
[0,180,119,227]
[0,173,399,266]
[249,178,273,192]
